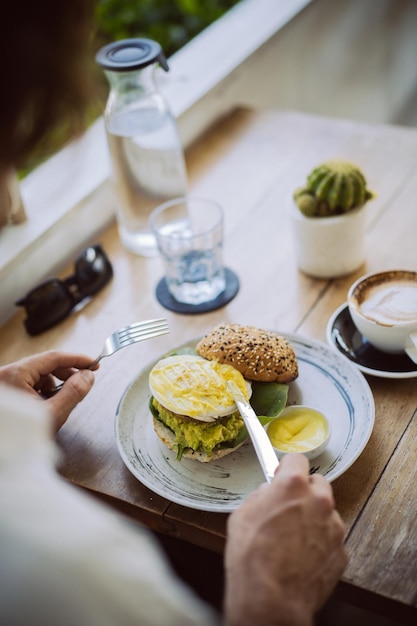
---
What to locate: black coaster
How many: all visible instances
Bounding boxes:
[155,268,239,314]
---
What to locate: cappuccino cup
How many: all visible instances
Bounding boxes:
[347,270,417,362]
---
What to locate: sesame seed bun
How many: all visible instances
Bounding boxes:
[196,323,298,383]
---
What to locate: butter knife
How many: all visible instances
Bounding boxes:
[227,381,279,483]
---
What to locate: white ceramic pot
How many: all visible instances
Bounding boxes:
[290,201,367,279]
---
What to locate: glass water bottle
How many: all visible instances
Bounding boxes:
[96,38,188,256]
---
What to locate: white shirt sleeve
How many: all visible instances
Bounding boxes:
[0,384,221,626]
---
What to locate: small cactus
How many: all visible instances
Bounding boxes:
[294,160,374,217]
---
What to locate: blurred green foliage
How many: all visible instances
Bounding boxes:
[95,0,241,58]
[93,0,241,108]
[22,0,240,176]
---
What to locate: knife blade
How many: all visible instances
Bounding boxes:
[227,381,279,483]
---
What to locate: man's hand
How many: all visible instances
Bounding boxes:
[0,351,96,432]
[225,453,348,626]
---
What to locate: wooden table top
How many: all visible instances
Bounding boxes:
[1,108,417,622]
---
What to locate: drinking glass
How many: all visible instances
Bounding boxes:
[149,197,226,305]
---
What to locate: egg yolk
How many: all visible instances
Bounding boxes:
[267,407,328,453]
[149,354,250,419]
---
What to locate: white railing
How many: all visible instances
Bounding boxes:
[1,0,416,325]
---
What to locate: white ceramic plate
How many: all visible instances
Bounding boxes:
[115,333,375,512]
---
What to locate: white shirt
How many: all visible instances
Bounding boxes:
[0,383,220,626]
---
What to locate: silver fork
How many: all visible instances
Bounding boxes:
[45,318,169,397]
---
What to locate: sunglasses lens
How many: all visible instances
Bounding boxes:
[18,279,74,335]
[16,244,113,335]
[75,245,113,296]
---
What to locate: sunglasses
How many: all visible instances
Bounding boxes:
[16,245,113,335]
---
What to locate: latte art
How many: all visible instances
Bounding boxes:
[348,271,417,357]
[359,281,417,325]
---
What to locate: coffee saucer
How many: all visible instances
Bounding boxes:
[326,303,417,379]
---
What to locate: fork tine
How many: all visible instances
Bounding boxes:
[126,320,168,333]
[125,319,169,332]
[118,325,169,345]
[120,323,169,341]
[123,323,169,337]
[131,317,167,326]
[117,318,169,339]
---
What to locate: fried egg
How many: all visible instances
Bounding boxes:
[149,354,251,422]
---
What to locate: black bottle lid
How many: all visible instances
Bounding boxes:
[96,38,169,72]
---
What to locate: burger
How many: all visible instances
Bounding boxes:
[149,323,298,462]
[149,353,251,462]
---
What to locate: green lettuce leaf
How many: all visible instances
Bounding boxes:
[250,382,289,425]
[148,395,159,418]
[232,424,248,447]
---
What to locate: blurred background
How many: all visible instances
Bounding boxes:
[23,0,417,175]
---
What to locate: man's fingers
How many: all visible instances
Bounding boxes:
[308,472,335,503]
[47,369,95,432]
[25,351,97,376]
[271,454,336,506]
[276,452,310,476]
[271,453,311,493]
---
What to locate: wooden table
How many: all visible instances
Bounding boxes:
[1,108,417,623]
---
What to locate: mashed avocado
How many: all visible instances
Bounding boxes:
[152,397,245,457]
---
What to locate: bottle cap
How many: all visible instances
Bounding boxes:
[96,38,169,72]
